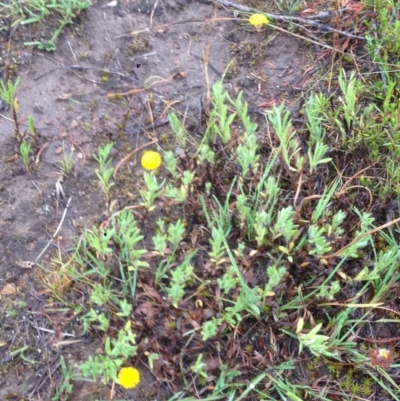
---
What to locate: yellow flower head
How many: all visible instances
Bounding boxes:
[249,14,269,28]
[378,349,390,359]
[141,151,161,170]
[118,367,140,389]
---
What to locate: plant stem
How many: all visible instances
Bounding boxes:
[13,107,22,142]
[257,29,267,93]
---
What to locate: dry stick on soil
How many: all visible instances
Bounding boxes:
[296,163,377,212]
[28,358,61,399]
[0,113,13,122]
[293,170,303,210]
[115,17,239,39]
[124,118,169,136]
[108,74,176,98]
[324,215,400,261]
[214,0,364,40]
[65,136,87,166]
[149,0,159,28]
[159,100,182,119]
[201,46,212,105]
[146,92,155,125]
[34,64,137,82]
[267,22,348,55]
[35,197,72,263]
[336,162,378,195]
[190,52,223,78]
[35,141,50,166]
[343,185,373,212]
[113,139,158,179]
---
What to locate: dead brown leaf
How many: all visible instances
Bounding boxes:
[1,283,17,295]
[139,283,163,303]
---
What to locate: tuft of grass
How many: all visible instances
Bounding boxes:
[56,142,75,177]
[0,0,91,50]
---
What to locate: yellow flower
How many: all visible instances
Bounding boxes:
[118,367,140,389]
[378,349,390,359]
[249,14,269,28]
[141,151,161,170]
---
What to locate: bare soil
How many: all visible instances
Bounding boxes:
[0,0,312,399]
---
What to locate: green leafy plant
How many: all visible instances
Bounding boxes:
[140,172,165,210]
[0,77,22,142]
[275,0,304,13]
[20,140,32,172]
[93,143,115,201]
[80,322,138,385]
[297,322,338,359]
[0,0,92,50]
[190,354,208,379]
[38,54,400,401]
[27,115,38,144]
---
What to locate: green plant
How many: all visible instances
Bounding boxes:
[164,150,179,178]
[6,309,17,318]
[20,140,32,172]
[168,112,187,147]
[204,80,236,144]
[0,0,92,50]
[140,172,165,210]
[56,142,75,177]
[267,103,305,173]
[275,0,303,13]
[51,356,77,401]
[166,249,197,307]
[296,322,338,359]
[190,354,208,379]
[93,143,115,201]
[235,92,260,176]
[0,77,22,142]
[27,115,35,135]
[37,63,400,401]
[80,322,138,385]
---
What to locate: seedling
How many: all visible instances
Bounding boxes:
[190,354,208,379]
[56,142,75,177]
[51,356,77,401]
[0,77,22,142]
[26,115,40,147]
[93,143,115,201]
[139,172,165,210]
[275,0,304,14]
[20,140,32,172]
[297,322,338,359]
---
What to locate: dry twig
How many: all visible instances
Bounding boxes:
[35,196,72,263]
[214,0,364,40]
[113,139,158,179]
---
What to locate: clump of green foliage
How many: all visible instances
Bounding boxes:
[0,0,91,50]
[35,0,400,399]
